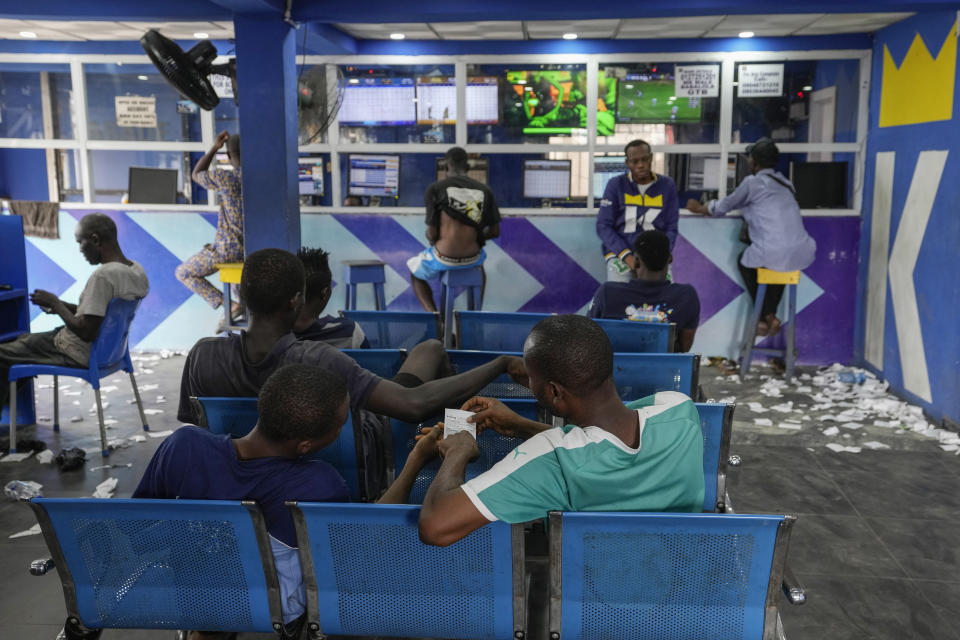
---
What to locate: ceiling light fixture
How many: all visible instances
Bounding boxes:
[193,32,209,39]
[20,31,37,38]
[137,75,149,80]
[389,33,405,40]
[803,85,813,91]
[738,31,755,38]
[562,33,578,40]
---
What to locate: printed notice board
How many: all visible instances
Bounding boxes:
[675,65,720,98]
[115,96,157,127]
[737,64,784,98]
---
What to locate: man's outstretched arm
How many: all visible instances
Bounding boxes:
[418,433,489,547]
[364,355,526,423]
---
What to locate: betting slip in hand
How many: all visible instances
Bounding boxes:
[443,409,477,439]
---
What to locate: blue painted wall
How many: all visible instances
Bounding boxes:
[856,11,960,424]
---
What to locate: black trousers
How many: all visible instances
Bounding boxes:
[737,251,784,319]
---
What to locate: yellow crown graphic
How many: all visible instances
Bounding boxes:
[879,22,957,127]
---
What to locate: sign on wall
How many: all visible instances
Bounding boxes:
[737,64,784,98]
[210,74,234,99]
[675,65,720,98]
[115,96,157,127]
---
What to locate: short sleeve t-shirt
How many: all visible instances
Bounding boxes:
[425,175,501,246]
[133,426,349,624]
[588,280,700,347]
[133,426,350,546]
[461,392,705,523]
[54,261,150,364]
[177,332,381,424]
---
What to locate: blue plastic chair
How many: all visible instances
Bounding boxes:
[341,348,407,379]
[191,396,363,501]
[287,502,524,639]
[340,310,440,349]
[8,297,148,457]
[455,311,551,351]
[549,511,796,640]
[391,398,540,504]
[28,498,285,636]
[593,318,676,353]
[446,350,700,400]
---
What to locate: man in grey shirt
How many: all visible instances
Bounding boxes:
[687,138,816,336]
[0,213,149,408]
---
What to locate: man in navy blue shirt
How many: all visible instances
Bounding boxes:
[294,247,455,388]
[596,140,680,282]
[588,230,700,352]
[136,363,441,638]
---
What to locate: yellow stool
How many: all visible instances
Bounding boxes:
[215,262,245,333]
[740,268,800,382]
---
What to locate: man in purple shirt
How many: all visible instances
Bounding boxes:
[687,138,816,336]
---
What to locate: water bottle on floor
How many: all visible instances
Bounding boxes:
[4,480,43,500]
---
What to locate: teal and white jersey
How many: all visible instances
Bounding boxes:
[461,391,704,523]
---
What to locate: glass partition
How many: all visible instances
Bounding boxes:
[84,63,202,142]
[0,63,74,139]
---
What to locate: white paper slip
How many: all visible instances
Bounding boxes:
[862,441,891,450]
[143,409,164,415]
[753,418,773,427]
[1,452,34,462]
[147,430,174,438]
[822,426,840,436]
[777,422,802,430]
[443,409,477,439]
[9,523,42,539]
[826,443,861,454]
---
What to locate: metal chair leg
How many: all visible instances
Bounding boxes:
[94,389,109,458]
[785,284,798,383]
[374,282,386,311]
[9,380,17,454]
[740,284,767,378]
[53,375,60,432]
[343,283,351,311]
[128,371,149,432]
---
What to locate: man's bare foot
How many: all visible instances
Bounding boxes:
[766,315,781,337]
[756,321,769,337]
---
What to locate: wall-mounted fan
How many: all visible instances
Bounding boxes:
[298,64,345,145]
[141,29,236,110]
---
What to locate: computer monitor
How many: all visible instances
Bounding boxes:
[414,77,500,125]
[347,154,401,197]
[791,161,848,208]
[523,159,571,199]
[339,78,416,126]
[593,156,626,198]
[297,157,325,196]
[435,157,489,184]
[128,167,178,204]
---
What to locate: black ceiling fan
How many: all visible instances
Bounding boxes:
[140,29,236,110]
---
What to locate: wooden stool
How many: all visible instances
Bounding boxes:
[439,267,483,347]
[740,268,800,382]
[215,262,246,332]
[342,260,386,310]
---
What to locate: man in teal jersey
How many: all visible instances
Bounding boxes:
[418,315,703,547]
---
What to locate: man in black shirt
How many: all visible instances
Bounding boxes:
[587,230,701,352]
[407,147,501,311]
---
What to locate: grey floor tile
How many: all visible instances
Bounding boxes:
[2,623,65,639]
[779,574,960,640]
[914,580,960,626]
[867,517,960,582]
[785,514,906,578]
[810,449,960,520]
[726,445,856,515]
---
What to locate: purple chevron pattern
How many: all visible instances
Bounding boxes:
[671,234,744,323]
[66,210,191,346]
[493,218,600,313]
[333,214,425,310]
[25,241,77,323]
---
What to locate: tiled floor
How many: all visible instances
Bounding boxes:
[0,356,957,638]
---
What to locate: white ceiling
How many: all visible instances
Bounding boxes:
[0,12,913,42]
[337,12,914,40]
[0,20,234,42]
